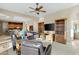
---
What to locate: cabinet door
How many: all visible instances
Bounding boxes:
[55,34,66,44]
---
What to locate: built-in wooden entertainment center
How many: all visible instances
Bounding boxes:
[38,19,66,44]
[55,19,66,44]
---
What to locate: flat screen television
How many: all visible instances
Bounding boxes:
[45,23,54,31]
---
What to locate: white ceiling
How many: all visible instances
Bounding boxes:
[0,3,78,16]
[0,3,78,22]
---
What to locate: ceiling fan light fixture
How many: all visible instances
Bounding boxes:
[37,12,39,15]
[29,3,46,15]
[36,3,39,5]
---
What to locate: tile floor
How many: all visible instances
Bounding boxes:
[1,40,79,55]
[51,40,79,55]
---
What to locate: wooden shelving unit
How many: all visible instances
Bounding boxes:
[55,19,66,44]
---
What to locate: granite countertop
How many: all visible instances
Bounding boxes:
[0,35,11,44]
[0,35,12,53]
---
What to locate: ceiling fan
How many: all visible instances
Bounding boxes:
[29,3,46,15]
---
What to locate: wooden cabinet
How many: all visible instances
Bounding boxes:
[55,34,66,44]
[55,19,66,44]
[8,22,23,30]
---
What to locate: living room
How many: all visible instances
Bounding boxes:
[0,3,79,55]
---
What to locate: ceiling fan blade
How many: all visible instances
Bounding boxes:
[42,11,46,13]
[29,7,35,10]
[39,10,46,12]
[38,6,43,10]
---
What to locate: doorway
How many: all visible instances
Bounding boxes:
[38,22,44,37]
